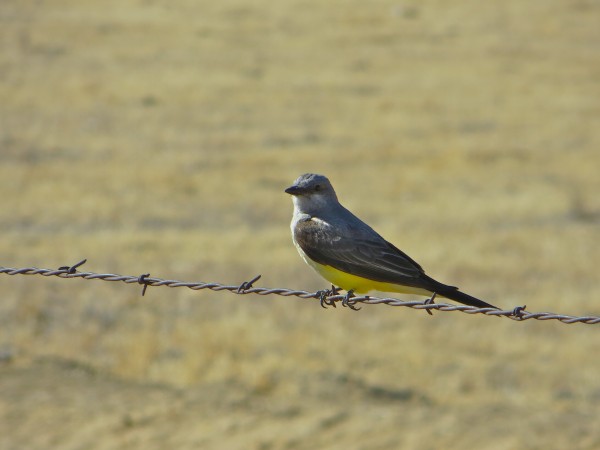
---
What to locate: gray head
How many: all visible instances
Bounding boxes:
[285,173,339,212]
[285,173,337,197]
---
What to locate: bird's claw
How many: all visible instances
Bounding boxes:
[316,285,340,308]
[342,290,361,311]
[315,286,361,310]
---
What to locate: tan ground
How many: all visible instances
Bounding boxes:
[1,0,599,449]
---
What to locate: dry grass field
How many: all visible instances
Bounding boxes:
[1,0,599,449]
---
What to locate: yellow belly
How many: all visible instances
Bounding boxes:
[309,259,432,296]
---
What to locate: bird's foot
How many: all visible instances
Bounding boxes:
[342,289,361,311]
[316,285,340,308]
[423,292,437,316]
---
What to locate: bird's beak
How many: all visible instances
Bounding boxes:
[285,185,303,195]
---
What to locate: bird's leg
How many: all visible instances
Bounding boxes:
[342,289,361,311]
[316,285,340,308]
[423,292,437,316]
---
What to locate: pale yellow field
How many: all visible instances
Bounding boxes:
[1,0,599,449]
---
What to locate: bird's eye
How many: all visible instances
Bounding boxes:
[315,185,321,191]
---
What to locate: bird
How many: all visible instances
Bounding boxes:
[285,173,498,310]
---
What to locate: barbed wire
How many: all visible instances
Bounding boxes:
[1,259,598,325]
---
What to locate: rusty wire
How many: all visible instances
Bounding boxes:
[1,259,598,325]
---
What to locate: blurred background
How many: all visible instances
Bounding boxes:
[1,0,599,449]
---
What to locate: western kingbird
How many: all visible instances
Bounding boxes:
[285,173,498,309]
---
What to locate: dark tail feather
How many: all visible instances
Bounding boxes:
[437,287,498,309]
[416,274,498,309]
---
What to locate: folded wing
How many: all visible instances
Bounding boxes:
[294,217,434,287]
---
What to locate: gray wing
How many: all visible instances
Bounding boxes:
[294,217,434,286]
[294,215,498,309]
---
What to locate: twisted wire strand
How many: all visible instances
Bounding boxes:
[1,261,598,325]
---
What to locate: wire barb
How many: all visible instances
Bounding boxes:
[138,273,151,296]
[423,292,437,316]
[0,263,598,325]
[57,258,87,274]
[237,274,262,293]
[511,305,527,320]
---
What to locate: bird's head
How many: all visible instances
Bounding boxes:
[285,173,338,211]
